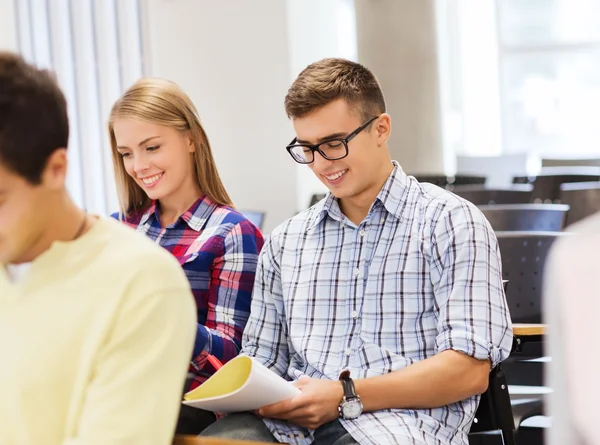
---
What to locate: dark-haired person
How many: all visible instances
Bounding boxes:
[202,58,513,445]
[0,51,196,445]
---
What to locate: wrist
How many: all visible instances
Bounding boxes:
[338,370,363,419]
[335,380,344,401]
[353,378,368,411]
[192,325,209,358]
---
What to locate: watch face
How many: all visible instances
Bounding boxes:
[342,398,363,419]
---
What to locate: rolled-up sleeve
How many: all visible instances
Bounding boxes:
[430,203,513,367]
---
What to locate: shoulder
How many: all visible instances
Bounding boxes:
[411,182,490,230]
[256,206,321,266]
[180,205,265,260]
[209,206,259,229]
[94,219,195,340]
[110,209,147,228]
[94,217,189,287]
[402,182,494,249]
[413,180,478,216]
[268,205,319,245]
[201,205,264,242]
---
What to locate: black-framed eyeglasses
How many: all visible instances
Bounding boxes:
[285,115,379,164]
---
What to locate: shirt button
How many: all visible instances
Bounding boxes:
[351,310,358,319]
[359,229,366,237]
[353,268,360,276]
[345,348,352,356]
[380,217,385,223]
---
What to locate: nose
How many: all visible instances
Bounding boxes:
[132,152,150,176]
[311,150,333,172]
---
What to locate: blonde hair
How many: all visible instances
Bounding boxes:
[109,77,233,216]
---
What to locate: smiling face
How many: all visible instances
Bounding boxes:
[292,99,392,207]
[112,118,198,205]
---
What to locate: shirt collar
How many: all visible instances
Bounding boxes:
[139,195,220,231]
[376,160,411,221]
[306,160,410,232]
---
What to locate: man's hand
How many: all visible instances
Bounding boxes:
[257,377,344,429]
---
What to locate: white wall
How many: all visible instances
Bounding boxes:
[142,0,297,232]
[286,0,357,210]
[0,0,17,50]
[355,0,446,175]
[4,0,514,223]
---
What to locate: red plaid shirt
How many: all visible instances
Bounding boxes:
[113,196,264,388]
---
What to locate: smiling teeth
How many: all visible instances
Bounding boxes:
[141,174,162,185]
[326,170,347,180]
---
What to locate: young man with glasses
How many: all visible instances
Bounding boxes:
[0,52,196,444]
[202,58,512,445]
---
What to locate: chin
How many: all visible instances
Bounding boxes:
[144,191,163,201]
[140,185,166,201]
[327,188,353,200]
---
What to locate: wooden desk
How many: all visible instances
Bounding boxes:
[174,436,274,445]
[513,323,546,336]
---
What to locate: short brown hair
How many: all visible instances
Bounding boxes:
[0,51,69,184]
[284,58,386,121]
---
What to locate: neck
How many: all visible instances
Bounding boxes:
[15,192,88,264]
[339,160,394,225]
[158,181,203,227]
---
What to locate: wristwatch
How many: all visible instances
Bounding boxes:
[338,370,363,419]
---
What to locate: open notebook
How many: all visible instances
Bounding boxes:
[183,355,300,412]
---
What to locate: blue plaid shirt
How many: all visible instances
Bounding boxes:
[242,162,512,445]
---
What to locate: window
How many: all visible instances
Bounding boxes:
[498,0,600,156]
[14,0,146,214]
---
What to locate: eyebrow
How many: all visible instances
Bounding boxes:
[296,132,348,145]
[116,135,160,150]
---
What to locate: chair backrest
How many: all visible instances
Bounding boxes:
[452,184,533,205]
[496,231,569,323]
[411,174,448,188]
[450,175,487,186]
[457,153,530,188]
[559,181,600,226]
[412,174,486,189]
[470,365,516,445]
[240,210,265,231]
[513,168,600,203]
[479,203,569,232]
[309,193,327,207]
[542,157,600,168]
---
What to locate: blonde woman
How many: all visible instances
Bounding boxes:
[109,78,264,433]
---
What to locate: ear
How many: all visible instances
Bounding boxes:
[40,148,68,190]
[187,131,195,154]
[374,113,391,146]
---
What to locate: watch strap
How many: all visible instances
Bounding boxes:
[339,370,357,399]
